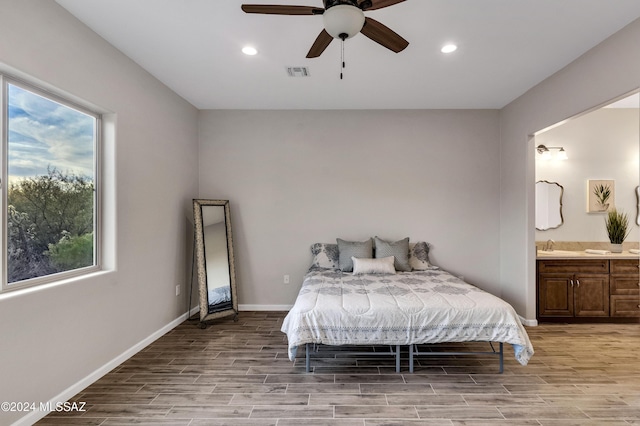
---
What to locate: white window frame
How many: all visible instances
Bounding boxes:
[0,74,102,293]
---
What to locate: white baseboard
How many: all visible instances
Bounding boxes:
[12,310,193,426]
[191,304,291,314]
[239,304,292,311]
[519,316,538,327]
[188,305,200,317]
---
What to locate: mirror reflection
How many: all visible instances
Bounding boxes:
[193,199,238,326]
[535,181,564,230]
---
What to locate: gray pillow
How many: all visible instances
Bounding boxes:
[374,236,411,272]
[337,238,373,272]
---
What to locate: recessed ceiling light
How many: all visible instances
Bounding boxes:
[441,44,457,54]
[242,46,258,56]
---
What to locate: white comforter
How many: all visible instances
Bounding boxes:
[281,268,534,366]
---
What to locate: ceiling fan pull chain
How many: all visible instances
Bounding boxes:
[340,35,346,80]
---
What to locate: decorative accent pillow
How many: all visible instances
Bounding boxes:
[374,236,411,272]
[352,256,396,275]
[310,243,339,269]
[337,238,373,272]
[409,241,432,270]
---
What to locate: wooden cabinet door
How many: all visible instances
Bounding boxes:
[610,259,640,275]
[574,275,609,317]
[610,275,640,295]
[610,260,639,317]
[610,296,640,317]
[539,274,573,317]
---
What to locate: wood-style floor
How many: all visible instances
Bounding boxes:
[37,311,640,425]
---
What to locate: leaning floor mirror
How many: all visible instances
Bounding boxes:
[193,199,238,327]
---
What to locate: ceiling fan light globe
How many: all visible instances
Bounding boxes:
[323,5,365,39]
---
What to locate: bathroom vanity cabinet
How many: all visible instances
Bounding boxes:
[610,259,640,318]
[537,258,639,321]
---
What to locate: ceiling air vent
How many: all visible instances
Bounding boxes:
[286,67,310,77]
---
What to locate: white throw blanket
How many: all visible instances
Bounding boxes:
[281,268,534,366]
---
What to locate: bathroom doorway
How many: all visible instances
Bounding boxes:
[534,92,639,250]
[532,91,639,322]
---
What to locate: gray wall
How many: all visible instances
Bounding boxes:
[198,109,501,307]
[0,1,199,424]
[500,18,640,318]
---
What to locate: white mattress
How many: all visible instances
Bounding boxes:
[281,268,534,366]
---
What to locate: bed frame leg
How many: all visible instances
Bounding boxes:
[395,345,401,373]
[409,344,414,373]
[499,342,504,374]
[305,343,311,373]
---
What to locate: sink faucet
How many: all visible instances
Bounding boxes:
[544,239,555,251]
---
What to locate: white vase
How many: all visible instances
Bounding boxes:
[610,243,623,253]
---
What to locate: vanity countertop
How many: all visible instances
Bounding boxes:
[537,250,640,260]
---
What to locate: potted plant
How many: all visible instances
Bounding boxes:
[605,209,630,253]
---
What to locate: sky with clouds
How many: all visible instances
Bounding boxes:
[7,83,95,184]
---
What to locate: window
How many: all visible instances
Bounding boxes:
[1,76,100,292]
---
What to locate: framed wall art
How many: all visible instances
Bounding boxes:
[587,179,615,213]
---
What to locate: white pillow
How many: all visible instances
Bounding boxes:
[351,256,396,275]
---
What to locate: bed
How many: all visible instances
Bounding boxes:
[281,238,534,373]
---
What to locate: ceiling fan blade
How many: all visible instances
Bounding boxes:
[306,29,333,58]
[241,4,324,15]
[361,0,405,11]
[360,17,409,53]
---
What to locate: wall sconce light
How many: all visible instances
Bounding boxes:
[537,144,568,160]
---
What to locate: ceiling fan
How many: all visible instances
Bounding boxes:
[241,0,409,58]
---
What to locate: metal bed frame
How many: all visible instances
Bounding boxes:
[305,343,402,373]
[303,342,504,373]
[409,342,504,373]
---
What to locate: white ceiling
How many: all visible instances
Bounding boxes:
[55,0,640,110]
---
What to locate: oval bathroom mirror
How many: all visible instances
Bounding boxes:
[535,180,564,231]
